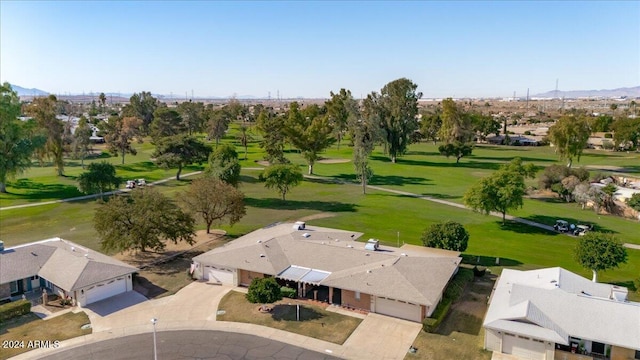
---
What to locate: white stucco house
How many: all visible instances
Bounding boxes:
[484,267,640,360]
[0,238,138,307]
[191,222,461,323]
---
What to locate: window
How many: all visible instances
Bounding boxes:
[9,281,18,294]
[634,349,640,359]
[355,291,361,300]
[591,342,605,355]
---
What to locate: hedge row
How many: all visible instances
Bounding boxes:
[0,299,31,322]
[422,268,474,333]
[281,286,297,299]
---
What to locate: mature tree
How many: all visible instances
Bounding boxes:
[122,91,158,132]
[246,277,282,305]
[206,107,231,146]
[26,95,65,175]
[325,88,358,150]
[259,163,303,201]
[206,143,241,186]
[72,116,93,168]
[350,108,378,194]
[421,221,469,252]
[181,176,245,233]
[256,109,286,163]
[439,98,474,144]
[589,115,614,133]
[574,232,627,282]
[103,116,143,164]
[600,183,618,213]
[236,124,252,160]
[0,83,45,192]
[469,113,500,142]
[539,164,589,191]
[612,118,640,150]
[153,135,211,180]
[573,182,592,210]
[627,193,640,212]
[150,107,185,141]
[177,101,205,135]
[420,110,442,145]
[284,102,335,174]
[77,161,121,195]
[438,142,473,163]
[224,98,246,121]
[547,115,591,167]
[95,187,195,252]
[464,158,536,224]
[365,78,421,163]
[559,175,581,202]
[98,92,107,111]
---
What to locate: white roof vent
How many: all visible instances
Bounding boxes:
[366,270,372,273]
[259,254,265,258]
[84,253,89,258]
[302,233,310,238]
[257,240,262,243]
[401,253,408,256]
[347,245,353,248]
[71,247,75,252]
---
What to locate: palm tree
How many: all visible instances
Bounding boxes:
[237,124,251,160]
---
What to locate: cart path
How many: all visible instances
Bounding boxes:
[0,171,202,211]
[2,171,637,250]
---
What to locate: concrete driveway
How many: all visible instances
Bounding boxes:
[18,282,422,359]
[341,313,422,360]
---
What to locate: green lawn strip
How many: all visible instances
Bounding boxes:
[216,290,361,345]
[0,311,91,360]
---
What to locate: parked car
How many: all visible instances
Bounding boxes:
[553,220,570,232]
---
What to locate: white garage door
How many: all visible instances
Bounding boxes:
[86,277,127,304]
[205,266,234,284]
[375,297,421,322]
[502,333,546,360]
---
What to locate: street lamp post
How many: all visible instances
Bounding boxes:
[151,318,158,360]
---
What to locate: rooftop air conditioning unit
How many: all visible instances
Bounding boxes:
[364,239,379,251]
[293,221,306,230]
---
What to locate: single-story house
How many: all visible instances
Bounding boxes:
[0,238,138,307]
[484,267,640,360]
[191,222,461,322]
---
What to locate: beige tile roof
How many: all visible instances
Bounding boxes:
[193,223,461,306]
[1,238,138,291]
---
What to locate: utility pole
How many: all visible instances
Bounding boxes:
[526,88,529,108]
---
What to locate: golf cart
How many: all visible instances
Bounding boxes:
[573,224,593,236]
[126,180,137,189]
[553,220,570,232]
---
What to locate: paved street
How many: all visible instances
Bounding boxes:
[39,330,341,360]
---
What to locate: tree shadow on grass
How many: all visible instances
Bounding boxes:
[244,197,357,213]
[469,155,555,163]
[406,150,441,157]
[461,254,522,267]
[474,145,530,152]
[271,304,324,322]
[529,196,566,204]
[499,220,559,235]
[115,161,157,172]
[8,179,83,201]
[611,280,637,292]
[421,192,461,200]
[372,155,504,171]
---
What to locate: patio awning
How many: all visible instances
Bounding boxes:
[278,265,331,285]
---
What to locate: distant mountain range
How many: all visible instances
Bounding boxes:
[11,84,49,97]
[532,86,640,99]
[9,83,640,100]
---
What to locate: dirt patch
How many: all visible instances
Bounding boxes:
[527,189,557,199]
[256,160,270,167]
[114,229,225,268]
[451,276,494,319]
[317,158,350,164]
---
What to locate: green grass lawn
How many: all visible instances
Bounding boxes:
[0,311,91,360]
[1,135,638,294]
[217,290,362,344]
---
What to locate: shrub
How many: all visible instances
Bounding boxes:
[524,130,532,135]
[246,277,282,304]
[280,286,297,299]
[0,299,31,321]
[422,297,451,332]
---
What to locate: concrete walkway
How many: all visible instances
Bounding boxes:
[0,171,202,211]
[14,282,421,360]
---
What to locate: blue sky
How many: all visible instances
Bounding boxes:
[1,1,638,99]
